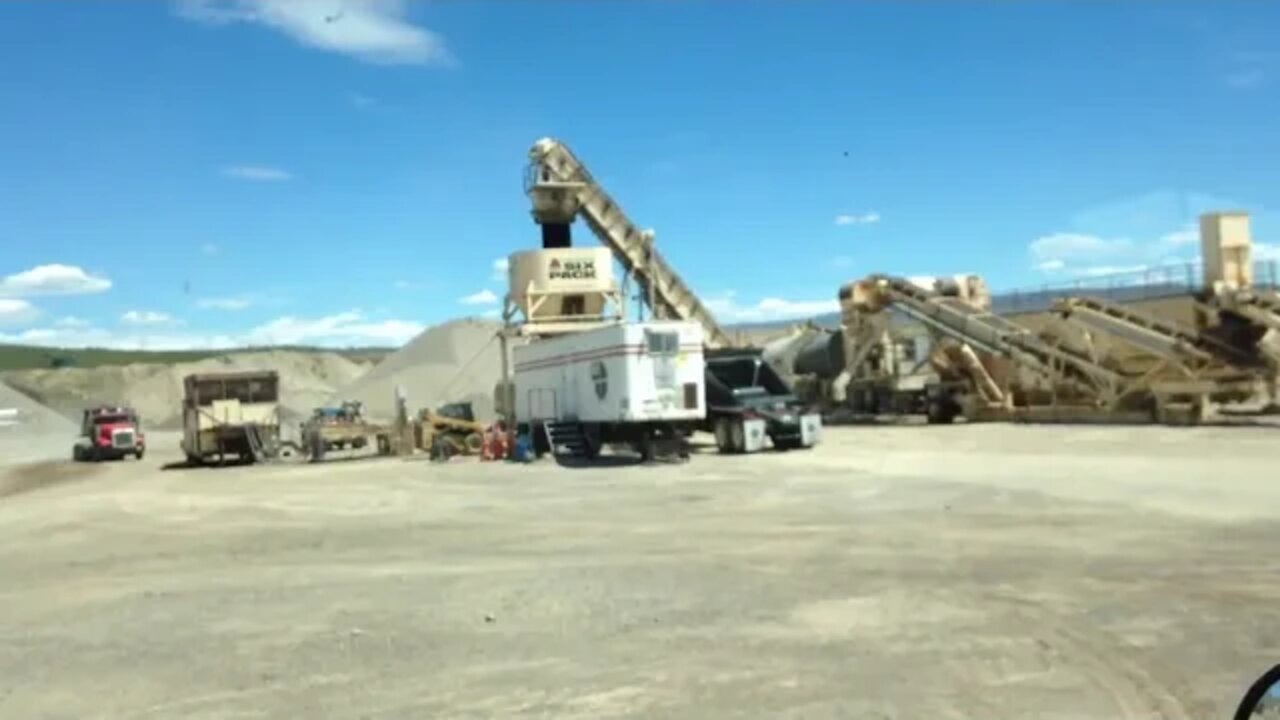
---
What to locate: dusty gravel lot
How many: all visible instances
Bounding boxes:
[1,424,1278,719]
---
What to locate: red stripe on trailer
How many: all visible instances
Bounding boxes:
[514,343,703,373]
[514,344,641,372]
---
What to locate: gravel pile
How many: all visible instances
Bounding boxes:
[3,351,368,430]
[335,318,506,423]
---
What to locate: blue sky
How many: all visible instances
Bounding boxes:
[1,1,1278,349]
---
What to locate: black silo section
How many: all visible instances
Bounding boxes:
[542,223,572,248]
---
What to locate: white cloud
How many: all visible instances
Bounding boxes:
[706,292,838,323]
[482,308,502,318]
[242,311,422,346]
[834,211,881,226]
[55,316,89,328]
[221,164,293,182]
[1029,233,1133,265]
[491,257,509,282]
[196,297,252,311]
[201,242,221,256]
[1158,226,1199,247]
[121,310,176,326]
[0,299,39,327]
[1075,265,1151,278]
[459,288,498,305]
[0,264,112,297]
[2,309,423,350]
[1255,243,1280,262]
[177,0,453,66]
[1035,259,1065,272]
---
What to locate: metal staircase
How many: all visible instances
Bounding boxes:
[244,423,270,464]
[526,138,735,349]
[542,420,588,458]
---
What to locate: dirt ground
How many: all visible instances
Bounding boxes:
[1,424,1277,719]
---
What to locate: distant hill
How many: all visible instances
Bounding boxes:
[0,282,1213,372]
[0,344,393,372]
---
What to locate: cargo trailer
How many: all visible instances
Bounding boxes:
[513,321,706,460]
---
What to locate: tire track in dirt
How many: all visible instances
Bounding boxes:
[0,460,106,500]
[980,592,1196,720]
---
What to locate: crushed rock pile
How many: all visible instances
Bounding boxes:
[0,381,77,436]
[335,317,504,423]
[2,351,368,430]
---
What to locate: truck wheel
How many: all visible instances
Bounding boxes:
[638,433,656,463]
[714,419,733,454]
[926,400,957,425]
[309,433,326,463]
[582,423,602,460]
[730,420,746,454]
[135,447,145,461]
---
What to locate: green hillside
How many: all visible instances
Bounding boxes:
[0,344,393,372]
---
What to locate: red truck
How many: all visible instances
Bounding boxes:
[72,406,146,462]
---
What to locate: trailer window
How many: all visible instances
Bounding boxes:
[646,331,679,355]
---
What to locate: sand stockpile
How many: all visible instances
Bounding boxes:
[0,382,77,436]
[2,351,368,430]
[336,317,504,423]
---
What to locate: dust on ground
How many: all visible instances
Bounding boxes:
[0,458,107,499]
[1,423,1277,718]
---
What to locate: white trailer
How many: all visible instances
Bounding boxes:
[513,321,706,460]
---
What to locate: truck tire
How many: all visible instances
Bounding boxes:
[926,399,957,425]
[730,420,746,454]
[582,423,602,460]
[714,418,733,454]
[637,432,656,463]
[135,447,145,461]
[309,433,326,463]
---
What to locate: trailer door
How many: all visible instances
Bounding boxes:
[561,364,578,419]
[646,330,680,391]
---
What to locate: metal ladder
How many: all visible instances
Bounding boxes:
[244,423,268,464]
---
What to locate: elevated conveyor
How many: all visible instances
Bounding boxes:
[1053,296,1266,371]
[849,275,1125,402]
[525,138,734,349]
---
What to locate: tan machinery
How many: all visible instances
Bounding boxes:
[1045,212,1278,414]
[299,401,395,463]
[180,370,282,465]
[414,402,486,460]
[819,273,1245,424]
